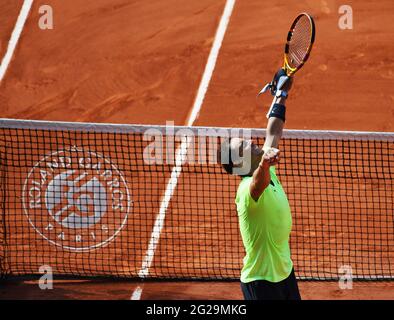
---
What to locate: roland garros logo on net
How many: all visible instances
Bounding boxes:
[22,146,131,251]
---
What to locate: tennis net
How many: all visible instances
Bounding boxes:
[0,118,393,280]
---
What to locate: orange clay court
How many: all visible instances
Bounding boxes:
[0,0,394,300]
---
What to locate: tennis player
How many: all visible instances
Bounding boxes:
[220,69,301,300]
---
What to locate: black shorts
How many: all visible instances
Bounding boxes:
[240,269,301,300]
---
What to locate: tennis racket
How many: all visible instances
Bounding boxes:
[259,13,316,117]
[283,12,316,76]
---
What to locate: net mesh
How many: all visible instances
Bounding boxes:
[0,138,5,277]
[287,15,312,69]
[0,119,393,280]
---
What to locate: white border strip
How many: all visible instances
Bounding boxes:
[1,118,394,141]
[298,275,394,281]
[0,0,33,82]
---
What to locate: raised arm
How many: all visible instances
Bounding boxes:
[263,96,287,150]
[249,76,293,201]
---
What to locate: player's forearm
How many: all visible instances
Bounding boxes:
[264,117,284,149]
[263,97,286,150]
[250,162,271,201]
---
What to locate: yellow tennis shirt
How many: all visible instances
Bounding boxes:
[235,166,293,283]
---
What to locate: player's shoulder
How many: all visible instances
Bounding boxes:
[237,176,252,193]
[235,177,254,215]
[235,176,252,203]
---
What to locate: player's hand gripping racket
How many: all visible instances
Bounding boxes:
[259,13,316,116]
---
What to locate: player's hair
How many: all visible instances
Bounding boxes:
[218,138,251,177]
[218,138,233,175]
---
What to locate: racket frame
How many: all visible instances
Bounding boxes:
[283,13,316,76]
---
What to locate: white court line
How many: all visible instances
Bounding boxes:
[186,0,236,126]
[133,0,236,298]
[137,139,191,279]
[0,0,34,82]
[130,285,143,300]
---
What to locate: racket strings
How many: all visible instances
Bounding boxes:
[288,16,312,68]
